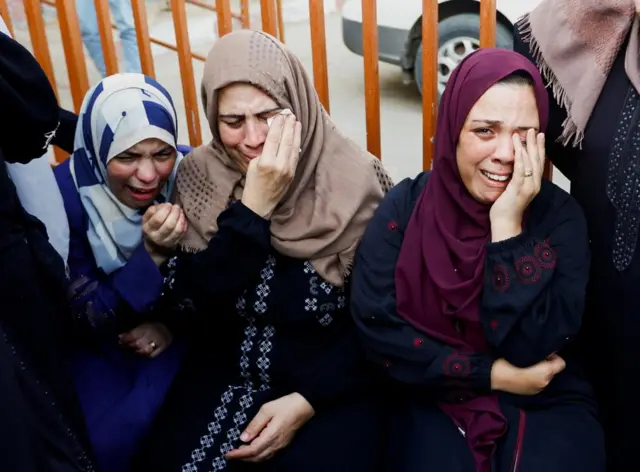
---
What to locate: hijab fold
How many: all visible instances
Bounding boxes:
[394,49,549,472]
[518,0,638,147]
[70,73,183,274]
[176,30,392,287]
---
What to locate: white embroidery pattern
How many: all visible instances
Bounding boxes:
[303,261,339,327]
[181,256,276,472]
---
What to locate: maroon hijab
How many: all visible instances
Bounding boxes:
[395,48,549,471]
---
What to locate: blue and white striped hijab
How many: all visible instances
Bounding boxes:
[70,73,183,274]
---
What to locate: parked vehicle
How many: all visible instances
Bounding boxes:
[341,0,542,96]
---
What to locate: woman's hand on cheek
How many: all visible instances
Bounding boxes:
[489,130,545,242]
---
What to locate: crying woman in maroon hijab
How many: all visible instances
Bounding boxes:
[350,48,605,472]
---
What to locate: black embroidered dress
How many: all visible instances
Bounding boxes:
[350,173,605,471]
[135,201,386,472]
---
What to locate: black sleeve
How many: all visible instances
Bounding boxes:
[350,177,494,397]
[481,189,590,367]
[157,201,272,333]
[513,24,580,180]
[52,108,78,154]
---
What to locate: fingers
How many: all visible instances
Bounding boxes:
[240,409,272,443]
[118,327,143,345]
[525,129,541,187]
[225,429,275,462]
[262,114,286,162]
[547,354,566,374]
[520,130,534,182]
[511,134,525,189]
[524,128,541,181]
[226,423,278,462]
[537,132,546,176]
[142,204,159,224]
[288,121,302,176]
[145,204,186,248]
[150,203,172,227]
[154,204,181,241]
[119,324,172,357]
[275,114,297,165]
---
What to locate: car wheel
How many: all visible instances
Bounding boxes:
[414,13,513,97]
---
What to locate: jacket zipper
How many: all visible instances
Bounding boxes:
[510,409,526,472]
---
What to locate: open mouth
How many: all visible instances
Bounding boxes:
[127,185,157,201]
[481,170,511,183]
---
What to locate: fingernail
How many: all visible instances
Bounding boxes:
[240,433,249,441]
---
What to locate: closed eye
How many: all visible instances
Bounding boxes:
[222,119,244,129]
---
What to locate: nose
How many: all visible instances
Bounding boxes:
[492,134,515,165]
[244,119,266,149]
[135,158,158,185]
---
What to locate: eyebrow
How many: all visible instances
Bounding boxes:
[219,107,282,119]
[120,145,173,157]
[471,119,539,132]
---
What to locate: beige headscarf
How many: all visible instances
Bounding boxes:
[518,0,640,147]
[174,29,393,288]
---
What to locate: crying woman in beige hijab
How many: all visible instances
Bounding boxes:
[134,29,393,472]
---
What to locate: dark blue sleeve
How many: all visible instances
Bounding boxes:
[66,234,164,334]
[350,177,494,397]
[481,190,590,367]
[56,161,163,335]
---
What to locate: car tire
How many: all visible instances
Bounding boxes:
[414,13,513,97]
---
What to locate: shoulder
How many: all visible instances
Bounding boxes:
[53,159,85,229]
[53,158,72,190]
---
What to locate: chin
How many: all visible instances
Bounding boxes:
[473,188,505,205]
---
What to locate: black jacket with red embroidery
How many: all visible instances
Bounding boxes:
[350,171,596,407]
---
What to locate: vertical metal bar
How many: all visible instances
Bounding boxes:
[56,0,90,112]
[0,0,14,36]
[422,0,438,170]
[94,0,119,75]
[170,0,202,145]
[309,0,330,113]
[240,0,250,28]
[215,0,232,36]
[479,0,496,48]
[259,0,277,36]
[23,0,55,85]
[131,0,155,77]
[276,0,285,43]
[361,0,380,158]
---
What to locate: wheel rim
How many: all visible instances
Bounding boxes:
[437,36,480,95]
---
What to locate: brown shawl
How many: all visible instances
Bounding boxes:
[518,0,640,147]
[174,29,393,288]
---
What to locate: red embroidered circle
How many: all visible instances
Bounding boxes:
[491,264,510,292]
[515,255,541,284]
[534,241,557,269]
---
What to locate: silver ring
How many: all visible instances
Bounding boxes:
[524,169,533,177]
